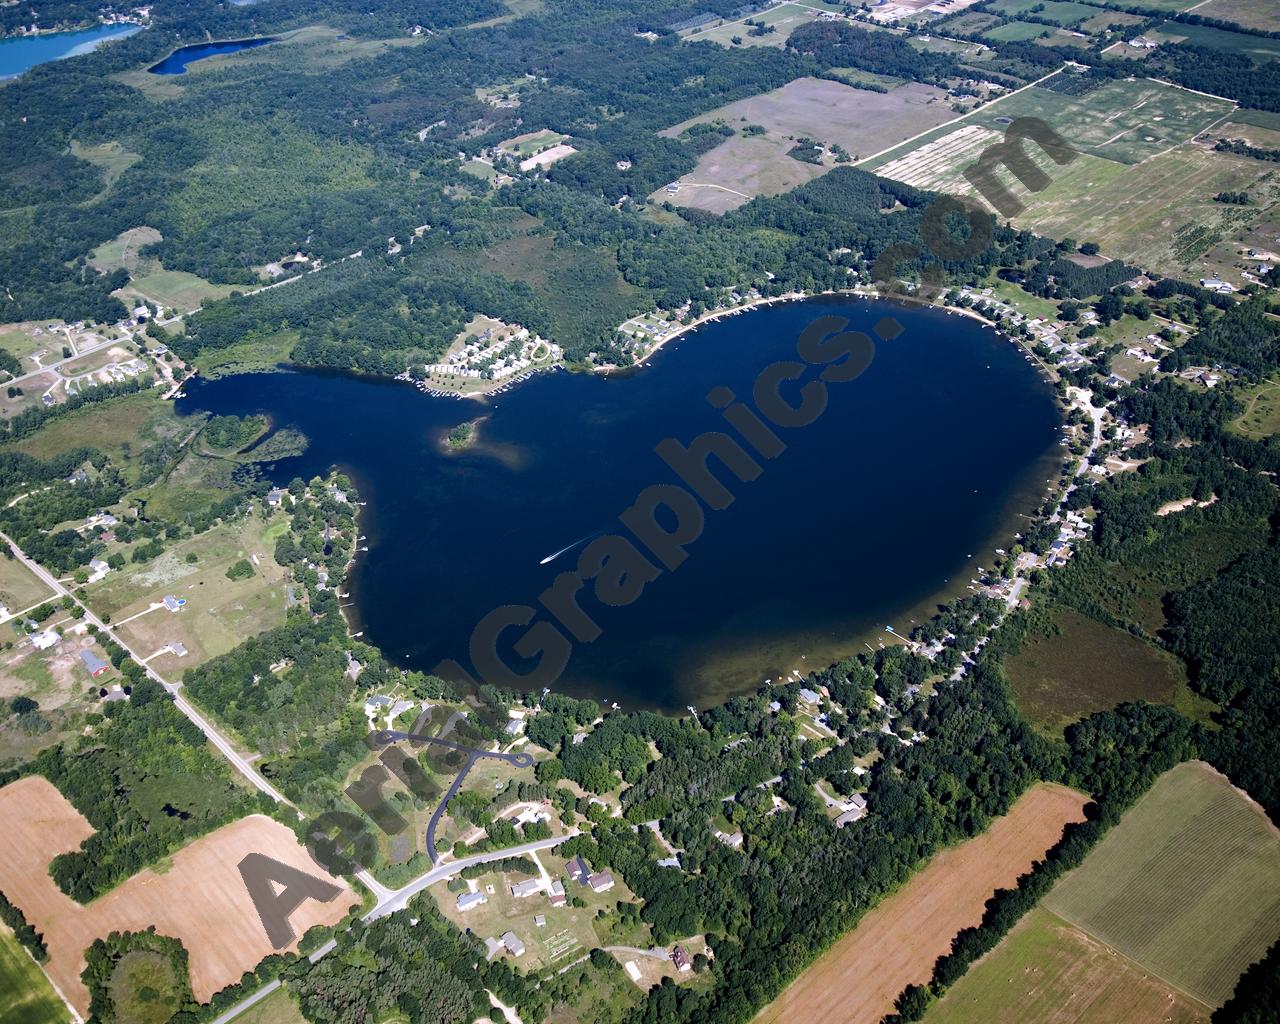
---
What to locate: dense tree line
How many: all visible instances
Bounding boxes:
[0,887,47,961]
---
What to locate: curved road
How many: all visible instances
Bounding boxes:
[374,727,534,863]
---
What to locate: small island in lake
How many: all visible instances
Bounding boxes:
[444,418,481,452]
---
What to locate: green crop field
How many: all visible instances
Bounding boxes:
[1043,761,1280,1007]
[963,79,1235,164]
[0,925,66,1024]
[923,907,1210,1024]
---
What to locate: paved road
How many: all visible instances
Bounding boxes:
[0,527,293,806]
[375,727,534,864]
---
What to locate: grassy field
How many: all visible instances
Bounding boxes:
[68,140,141,202]
[986,0,1099,23]
[0,554,54,613]
[984,21,1055,42]
[1004,607,1197,733]
[86,513,290,673]
[683,3,820,48]
[1230,376,1280,438]
[109,948,185,1024]
[1043,761,1280,1007]
[0,923,66,1024]
[229,985,309,1024]
[1151,20,1280,61]
[498,129,569,157]
[1191,0,1280,31]
[656,76,954,212]
[923,907,1210,1024]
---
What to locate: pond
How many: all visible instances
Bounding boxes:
[0,23,140,79]
[176,296,1063,711]
[148,36,276,75]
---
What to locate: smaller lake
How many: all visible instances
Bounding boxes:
[148,36,275,75]
[0,24,140,79]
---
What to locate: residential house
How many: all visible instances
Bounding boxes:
[456,891,488,911]
[502,931,525,957]
[548,879,566,906]
[671,946,692,972]
[162,595,184,612]
[80,649,110,677]
[168,641,188,657]
[587,871,615,893]
[569,855,592,885]
[511,878,542,899]
[835,793,868,827]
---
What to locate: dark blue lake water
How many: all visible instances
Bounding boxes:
[148,36,275,74]
[176,297,1062,710]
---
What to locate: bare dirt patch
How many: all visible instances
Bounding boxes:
[755,782,1089,1024]
[0,777,356,1015]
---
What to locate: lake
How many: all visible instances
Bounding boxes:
[0,24,140,79]
[148,36,276,75]
[176,297,1062,711]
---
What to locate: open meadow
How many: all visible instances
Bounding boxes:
[1004,607,1193,733]
[0,776,357,1016]
[1230,375,1280,438]
[922,907,1211,1024]
[1043,761,1280,1007]
[755,782,1089,1024]
[656,77,955,212]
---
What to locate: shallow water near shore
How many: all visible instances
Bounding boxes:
[177,296,1062,710]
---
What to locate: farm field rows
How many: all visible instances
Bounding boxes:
[1043,761,1280,1007]
[0,776,357,1016]
[922,907,1210,1024]
[754,782,1089,1024]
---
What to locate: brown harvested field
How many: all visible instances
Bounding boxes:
[0,776,357,1015]
[755,782,1089,1024]
[654,77,954,212]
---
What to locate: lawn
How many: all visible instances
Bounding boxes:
[1043,761,1280,1007]
[986,0,1099,23]
[430,851,649,972]
[1230,376,1280,438]
[1004,607,1193,733]
[923,907,1211,1024]
[0,923,66,1024]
